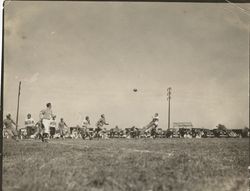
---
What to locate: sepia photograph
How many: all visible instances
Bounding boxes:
[2,1,250,191]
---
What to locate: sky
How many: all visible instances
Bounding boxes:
[3,1,250,130]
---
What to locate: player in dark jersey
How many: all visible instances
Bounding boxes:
[95,114,109,138]
[3,114,19,141]
[58,118,68,139]
[49,116,57,139]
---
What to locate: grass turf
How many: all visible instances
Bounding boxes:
[2,138,249,191]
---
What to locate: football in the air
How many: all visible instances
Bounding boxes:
[133,88,138,92]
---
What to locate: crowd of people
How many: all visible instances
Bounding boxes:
[3,102,160,142]
[5,102,247,141]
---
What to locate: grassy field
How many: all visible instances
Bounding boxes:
[2,138,249,191]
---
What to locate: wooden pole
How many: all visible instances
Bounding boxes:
[16,81,21,131]
[167,87,172,130]
[248,25,250,171]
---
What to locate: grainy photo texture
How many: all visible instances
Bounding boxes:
[2,1,250,191]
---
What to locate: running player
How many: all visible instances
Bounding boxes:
[95,114,109,138]
[39,103,55,142]
[144,113,159,138]
[82,116,91,128]
[49,115,57,139]
[24,113,35,138]
[3,114,18,141]
[152,113,159,127]
[58,118,68,139]
[150,113,159,138]
[30,121,43,139]
[80,116,91,139]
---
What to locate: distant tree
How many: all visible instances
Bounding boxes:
[242,126,249,138]
[216,124,227,131]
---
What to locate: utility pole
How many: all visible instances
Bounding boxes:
[16,81,21,131]
[167,87,172,130]
[248,25,250,165]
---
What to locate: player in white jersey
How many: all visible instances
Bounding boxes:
[145,113,159,138]
[24,113,35,138]
[39,103,55,142]
[80,116,91,139]
[152,113,159,127]
[82,116,91,129]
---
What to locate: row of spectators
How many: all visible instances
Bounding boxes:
[3,104,248,140]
